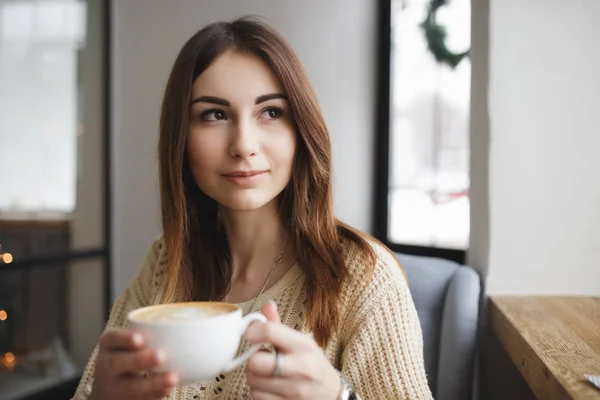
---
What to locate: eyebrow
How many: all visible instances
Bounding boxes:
[190,96,229,106]
[255,93,287,104]
[190,93,288,106]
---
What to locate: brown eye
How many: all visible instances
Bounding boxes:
[261,107,283,120]
[201,110,227,121]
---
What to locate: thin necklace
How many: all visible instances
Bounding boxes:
[226,245,285,314]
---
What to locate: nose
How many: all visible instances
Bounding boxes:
[229,118,259,159]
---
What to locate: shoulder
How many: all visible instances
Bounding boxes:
[127,235,169,302]
[142,235,168,273]
[104,235,168,328]
[152,235,167,261]
[342,237,407,293]
[339,237,410,335]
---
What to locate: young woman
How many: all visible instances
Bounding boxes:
[74,17,432,400]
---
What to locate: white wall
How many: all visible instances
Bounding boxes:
[468,0,490,278]
[472,0,600,295]
[111,0,377,296]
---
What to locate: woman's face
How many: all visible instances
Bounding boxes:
[187,50,296,212]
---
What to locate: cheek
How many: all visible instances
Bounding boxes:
[269,139,296,180]
[285,135,297,172]
[186,132,224,172]
[274,128,297,169]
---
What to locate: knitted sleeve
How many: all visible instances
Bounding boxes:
[71,237,164,399]
[340,247,433,399]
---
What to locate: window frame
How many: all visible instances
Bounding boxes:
[373,0,466,265]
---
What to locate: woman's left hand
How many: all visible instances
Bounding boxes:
[244,301,341,400]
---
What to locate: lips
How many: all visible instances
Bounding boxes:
[222,170,268,187]
[222,170,267,178]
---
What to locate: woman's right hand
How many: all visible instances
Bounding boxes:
[89,328,179,400]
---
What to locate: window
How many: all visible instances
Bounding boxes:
[375,0,471,263]
[0,1,110,398]
[0,0,87,214]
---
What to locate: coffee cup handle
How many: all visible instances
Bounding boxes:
[223,312,268,372]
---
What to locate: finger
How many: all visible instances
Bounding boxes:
[250,390,283,400]
[116,371,179,398]
[99,328,145,352]
[247,371,290,396]
[245,321,313,353]
[261,301,281,323]
[247,351,309,379]
[105,347,166,376]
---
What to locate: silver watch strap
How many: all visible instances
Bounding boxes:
[337,371,356,400]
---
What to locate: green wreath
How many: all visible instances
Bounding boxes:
[420,0,470,69]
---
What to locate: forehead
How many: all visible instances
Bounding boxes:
[190,50,285,101]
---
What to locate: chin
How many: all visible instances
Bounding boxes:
[215,192,278,212]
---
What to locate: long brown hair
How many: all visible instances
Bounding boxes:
[158,17,375,347]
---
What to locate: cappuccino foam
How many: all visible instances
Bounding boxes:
[132,303,231,322]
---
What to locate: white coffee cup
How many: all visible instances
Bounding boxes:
[127,302,267,385]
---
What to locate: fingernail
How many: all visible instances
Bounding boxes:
[155,349,166,363]
[268,299,278,311]
[132,333,143,346]
[167,372,179,387]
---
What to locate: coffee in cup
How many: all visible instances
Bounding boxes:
[127,302,267,385]
[131,303,227,322]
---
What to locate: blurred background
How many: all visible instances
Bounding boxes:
[0,0,107,398]
[0,0,598,399]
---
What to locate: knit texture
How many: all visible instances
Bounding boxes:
[73,237,432,399]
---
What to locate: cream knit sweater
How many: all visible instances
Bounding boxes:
[73,237,433,399]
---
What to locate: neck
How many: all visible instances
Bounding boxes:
[219,201,290,282]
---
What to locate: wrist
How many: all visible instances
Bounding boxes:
[336,370,357,400]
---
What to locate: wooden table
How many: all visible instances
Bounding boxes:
[490,296,600,400]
